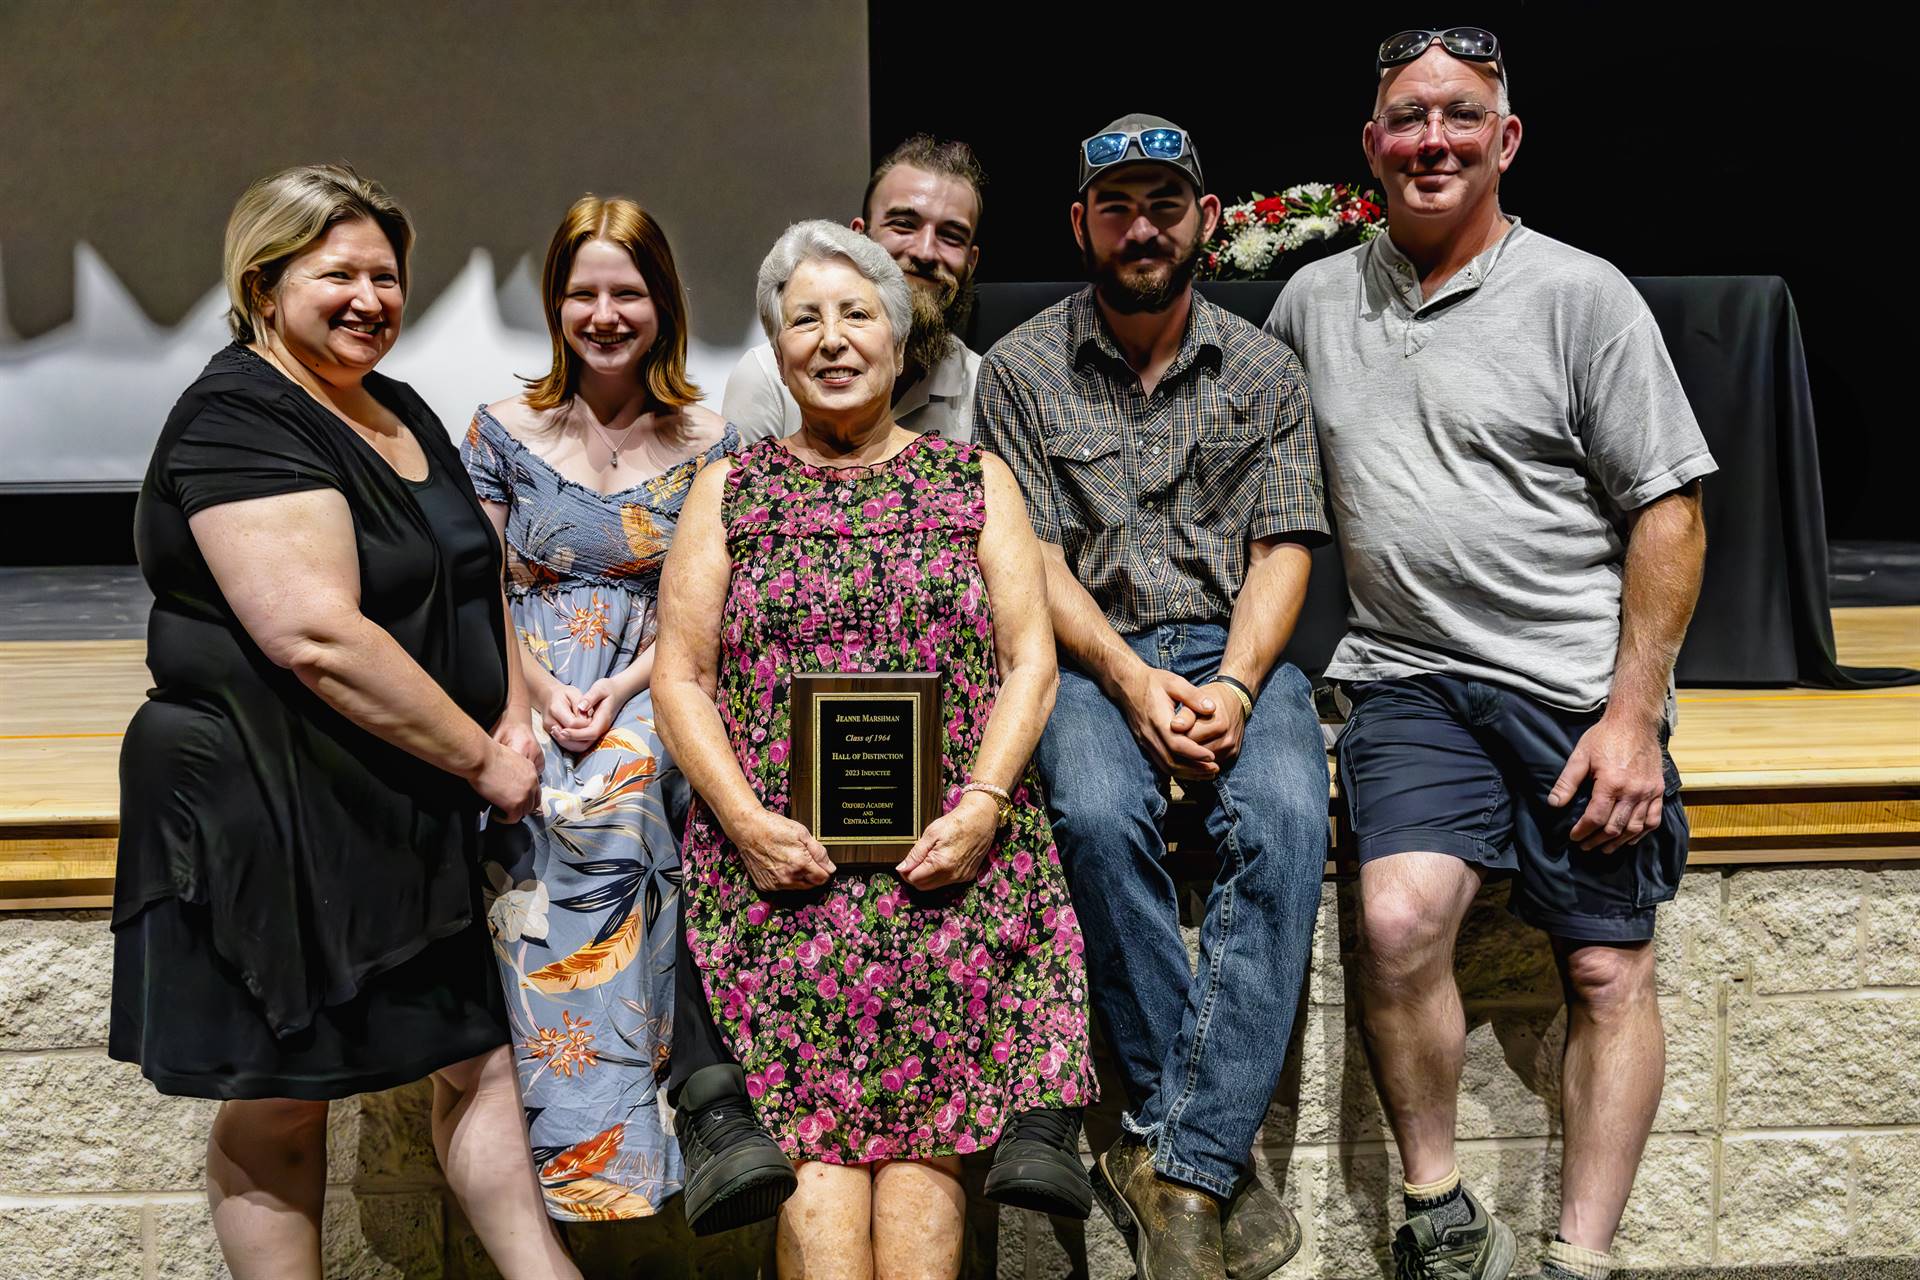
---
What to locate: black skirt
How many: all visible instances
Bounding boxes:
[109,894,508,1101]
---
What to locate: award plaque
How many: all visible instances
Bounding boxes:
[790,671,941,865]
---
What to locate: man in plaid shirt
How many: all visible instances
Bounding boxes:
[973,114,1330,1280]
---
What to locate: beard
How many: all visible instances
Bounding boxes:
[901,262,974,374]
[1086,224,1204,315]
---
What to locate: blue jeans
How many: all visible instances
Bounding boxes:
[1034,622,1328,1199]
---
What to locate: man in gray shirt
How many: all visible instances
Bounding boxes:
[1265,27,1715,1280]
[722,134,983,443]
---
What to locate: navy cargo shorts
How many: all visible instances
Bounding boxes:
[1336,673,1689,942]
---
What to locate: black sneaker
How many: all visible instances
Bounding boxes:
[675,1064,796,1236]
[982,1107,1093,1219]
[1391,1184,1516,1280]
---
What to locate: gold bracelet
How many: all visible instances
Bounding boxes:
[1217,684,1253,720]
[960,780,1014,826]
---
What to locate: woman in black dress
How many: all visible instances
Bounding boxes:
[109,164,581,1279]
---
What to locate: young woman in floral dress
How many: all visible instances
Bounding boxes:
[654,221,1094,1279]
[463,196,733,1223]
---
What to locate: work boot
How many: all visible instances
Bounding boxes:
[1095,1135,1227,1280]
[1391,1184,1516,1280]
[1221,1169,1302,1280]
[675,1065,796,1236]
[983,1107,1092,1219]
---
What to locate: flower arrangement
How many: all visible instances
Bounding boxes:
[1199,183,1386,280]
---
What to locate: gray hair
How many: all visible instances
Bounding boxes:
[754,219,911,349]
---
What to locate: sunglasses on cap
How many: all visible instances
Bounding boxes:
[1376,26,1501,71]
[1081,127,1189,170]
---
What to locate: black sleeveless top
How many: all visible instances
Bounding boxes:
[116,344,507,1037]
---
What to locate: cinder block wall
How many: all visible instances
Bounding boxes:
[5,865,1917,1279]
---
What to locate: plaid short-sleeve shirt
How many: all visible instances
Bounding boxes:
[973,287,1327,633]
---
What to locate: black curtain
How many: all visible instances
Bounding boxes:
[871,4,1916,545]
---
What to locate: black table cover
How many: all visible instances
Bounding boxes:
[967,278,1915,689]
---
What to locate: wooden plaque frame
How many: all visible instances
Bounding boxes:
[789,671,941,866]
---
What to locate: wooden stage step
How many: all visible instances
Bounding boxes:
[3,610,1916,909]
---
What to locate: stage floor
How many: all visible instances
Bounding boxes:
[3,607,1916,907]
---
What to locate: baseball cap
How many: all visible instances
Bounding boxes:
[1077,113,1205,196]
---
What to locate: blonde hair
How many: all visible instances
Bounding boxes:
[522,195,701,412]
[222,163,414,343]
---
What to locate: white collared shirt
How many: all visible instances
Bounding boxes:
[720,339,981,445]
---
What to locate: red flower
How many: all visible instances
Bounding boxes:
[1252,195,1287,214]
[1264,210,1283,224]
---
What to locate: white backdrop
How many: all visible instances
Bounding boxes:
[0,246,758,489]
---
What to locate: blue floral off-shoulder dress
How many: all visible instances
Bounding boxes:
[463,406,736,1221]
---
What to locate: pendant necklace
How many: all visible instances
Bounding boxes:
[581,404,643,466]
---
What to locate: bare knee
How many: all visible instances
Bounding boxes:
[780,1162,873,1280]
[1359,891,1456,992]
[1559,941,1656,1019]
[209,1098,330,1180]
[871,1158,964,1280]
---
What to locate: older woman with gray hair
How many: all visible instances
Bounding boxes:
[654,220,1095,1277]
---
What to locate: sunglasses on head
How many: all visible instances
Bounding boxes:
[1082,127,1189,170]
[1376,26,1501,71]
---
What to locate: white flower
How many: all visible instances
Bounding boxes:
[487,869,550,942]
[1225,226,1281,272]
[1298,214,1341,242]
[1283,182,1331,202]
[1272,215,1336,252]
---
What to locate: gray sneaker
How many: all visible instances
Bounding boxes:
[1391,1185,1516,1280]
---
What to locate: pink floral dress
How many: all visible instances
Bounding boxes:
[683,434,1095,1165]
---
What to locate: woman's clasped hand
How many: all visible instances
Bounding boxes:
[727,804,835,891]
[892,789,999,889]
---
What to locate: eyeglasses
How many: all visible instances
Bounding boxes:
[1374,101,1500,138]
[1082,127,1189,169]
[1376,26,1501,71]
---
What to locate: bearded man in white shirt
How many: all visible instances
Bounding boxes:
[723,134,984,443]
